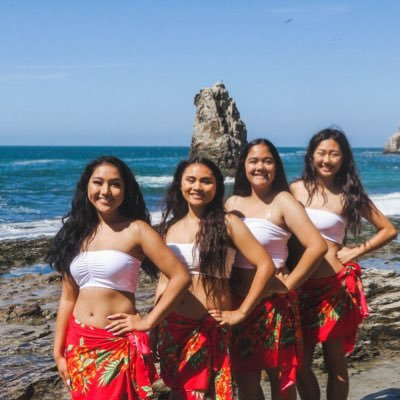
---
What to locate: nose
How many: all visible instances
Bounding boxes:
[100,184,111,195]
[323,154,332,163]
[192,180,202,190]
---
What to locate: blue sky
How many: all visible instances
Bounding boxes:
[0,1,399,147]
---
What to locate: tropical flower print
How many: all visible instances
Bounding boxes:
[298,262,369,354]
[158,313,233,400]
[230,292,303,390]
[65,316,157,400]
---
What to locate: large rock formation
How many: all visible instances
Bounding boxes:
[383,128,400,154]
[190,83,247,176]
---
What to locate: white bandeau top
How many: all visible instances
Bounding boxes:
[70,250,141,294]
[305,208,346,244]
[167,243,236,279]
[234,218,291,269]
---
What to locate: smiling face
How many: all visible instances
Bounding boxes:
[87,163,125,216]
[181,163,217,209]
[245,144,276,190]
[312,138,343,180]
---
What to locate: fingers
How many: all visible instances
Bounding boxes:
[58,365,71,391]
[106,312,127,320]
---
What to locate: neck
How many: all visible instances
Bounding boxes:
[97,211,124,225]
[250,185,274,202]
[187,205,205,220]
[317,176,338,192]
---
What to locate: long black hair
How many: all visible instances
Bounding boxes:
[302,128,374,234]
[160,157,230,301]
[47,156,152,276]
[233,138,289,196]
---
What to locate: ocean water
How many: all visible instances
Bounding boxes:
[0,146,399,241]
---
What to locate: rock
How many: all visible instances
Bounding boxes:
[383,129,400,154]
[190,82,247,176]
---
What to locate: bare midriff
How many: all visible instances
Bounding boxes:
[171,275,231,320]
[310,239,344,279]
[73,287,137,329]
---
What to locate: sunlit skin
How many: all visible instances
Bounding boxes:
[53,163,190,391]
[290,138,397,400]
[226,144,327,400]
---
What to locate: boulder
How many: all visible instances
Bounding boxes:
[190,82,247,176]
[383,129,400,154]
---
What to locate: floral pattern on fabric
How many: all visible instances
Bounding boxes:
[158,313,233,400]
[65,316,158,400]
[230,292,303,390]
[298,262,369,354]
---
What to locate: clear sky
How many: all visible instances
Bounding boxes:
[0,1,399,147]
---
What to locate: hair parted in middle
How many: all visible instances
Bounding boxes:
[233,138,290,196]
[160,156,230,300]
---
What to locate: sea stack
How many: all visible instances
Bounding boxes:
[190,82,247,176]
[383,128,400,154]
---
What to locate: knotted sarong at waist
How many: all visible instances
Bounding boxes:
[298,262,369,354]
[65,315,158,399]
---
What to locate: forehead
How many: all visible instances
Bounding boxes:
[315,139,342,152]
[91,163,122,178]
[182,163,215,177]
[247,144,273,158]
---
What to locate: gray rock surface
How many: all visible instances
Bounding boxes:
[190,82,247,176]
[383,130,400,154]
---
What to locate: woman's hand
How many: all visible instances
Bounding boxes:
[208,308,246,326]
[55,355,71,390]
[337,246,361,264]
[105,312,151,334]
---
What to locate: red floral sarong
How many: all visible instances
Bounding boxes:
[65,315,158,399]
[158,312,233,400]
[230,292,303,390]
[298,262,369,354]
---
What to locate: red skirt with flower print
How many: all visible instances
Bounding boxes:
[65,315,158,400]
[158,312,233,400]
[230,292,303,391]
[298,262,369,354]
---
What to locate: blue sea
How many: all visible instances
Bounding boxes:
[0,146,399,241]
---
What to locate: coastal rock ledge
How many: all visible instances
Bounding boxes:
[190,82,247,176]
[383,129,400,154]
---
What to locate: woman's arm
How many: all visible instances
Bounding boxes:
[211,214,276,325]
[280,192,327,289]
[337,204,398,264]
[53,274,79,389]
[106,221,190,334]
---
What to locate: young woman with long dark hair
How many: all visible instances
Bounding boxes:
[48,156,190,400]
[291,128,397,400]
[152,157,276,400]
[224,139,327,400]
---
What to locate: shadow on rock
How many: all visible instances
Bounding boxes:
[361,388,400,399]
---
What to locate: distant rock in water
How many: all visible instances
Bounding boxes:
[383,128,400,154]
[190,82,247,176]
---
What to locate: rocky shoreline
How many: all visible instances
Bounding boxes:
[1,218,399,399]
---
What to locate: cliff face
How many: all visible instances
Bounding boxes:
[383,130,400,154]
[189,83,247,176]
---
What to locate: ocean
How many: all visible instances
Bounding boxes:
[1,146,399,241]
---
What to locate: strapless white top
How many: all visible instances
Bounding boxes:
[70,250,141,294]
[167,243,235,279]
[305,208,346,244]
[234,218,291,269]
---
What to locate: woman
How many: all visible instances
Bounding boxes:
[225,138,327,400]
[291,128,397,400]
[152,157,277,400]
[48,156,190,400]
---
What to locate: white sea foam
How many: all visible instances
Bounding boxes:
[12,159,67,166]
[136,176,172,188]
[370,192,400,216]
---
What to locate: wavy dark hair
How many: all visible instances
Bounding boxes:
[160,157,230,302]
[46,156,155,277]
[233,138,289,196]
[302,128,374,234]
